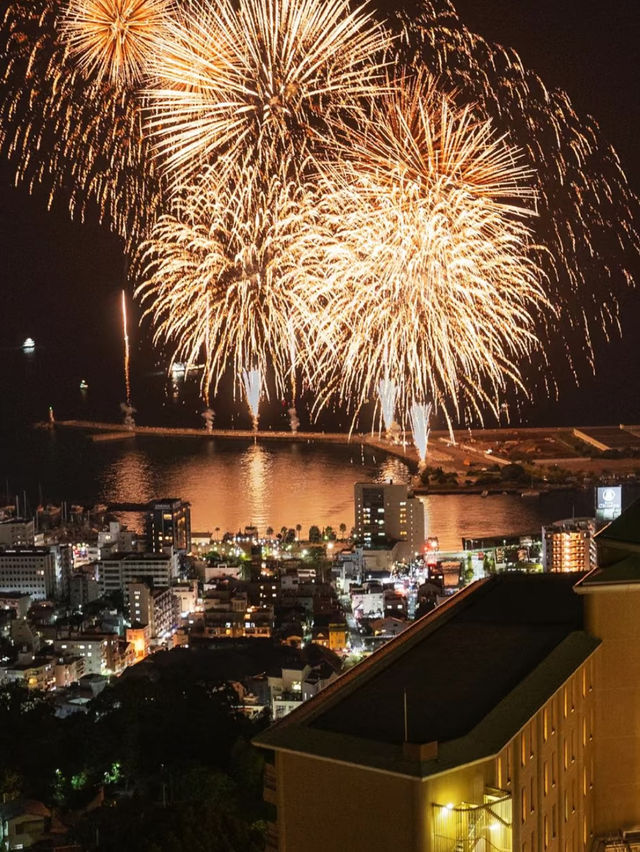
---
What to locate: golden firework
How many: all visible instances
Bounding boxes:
[299,75,549,430]
[0,0,163,245]
[144,0,392,188]
[135,158,316,400]
[62,0,169,85]
[398,0,639,380]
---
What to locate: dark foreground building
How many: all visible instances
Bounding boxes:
[255,554,640,851]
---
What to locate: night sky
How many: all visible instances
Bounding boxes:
[1,0,639,428]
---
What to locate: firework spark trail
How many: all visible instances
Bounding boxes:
[378,375,398,433]
[397,0,639,379]
[409,401,432,469]
[287,317,298,402]
[62,0,170,85]
[135,159,317,402]
[121,288,132,405]
[144,0,392,190]
[298,75,548,432]
[242,368,263,431]
[0,0,163,245]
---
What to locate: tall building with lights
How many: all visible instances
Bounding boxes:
[146,498,191,554]
[542,517,597,573]
[354,482,425,556]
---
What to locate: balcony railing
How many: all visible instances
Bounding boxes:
[433,791,512,852]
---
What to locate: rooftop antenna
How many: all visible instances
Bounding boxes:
[403,688,409,742]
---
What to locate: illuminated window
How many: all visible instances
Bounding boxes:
[521,787,527,823]
[521,732,527,766]
[544,815,549,849]
[543,707,549,742]
[543,762,549,796]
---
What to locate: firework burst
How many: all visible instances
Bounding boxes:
[135,160,315,402]
[397,0,639,379]
[0,0,163,244]
[144,0,391,188]
[62,0,169,85]
[300,75,548,430]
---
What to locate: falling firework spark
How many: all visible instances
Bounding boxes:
[144,0,391,189]
[409,401,432,469]
[378,375,398,433]
[121,289,132,405]
[0,0,163,244]
[301,76,548,431]
[62,0,170,85]
[242,368,263,431]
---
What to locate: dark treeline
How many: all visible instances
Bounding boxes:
[0,664,271,850]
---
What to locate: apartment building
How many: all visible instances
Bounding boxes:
[0,548,56,600]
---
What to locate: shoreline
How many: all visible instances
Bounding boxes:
[38,419,424,466]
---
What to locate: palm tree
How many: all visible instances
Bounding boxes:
[266,526,274,538]
[295,523,302,540]
[339,523,347,539]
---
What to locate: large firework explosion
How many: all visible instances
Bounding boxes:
[299,76,548,431]
[62,0,170,85]
[143,0,392,190]
[0,0,163,244]
[395,0,639,381]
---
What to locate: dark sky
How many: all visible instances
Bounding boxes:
[1,0,639,428]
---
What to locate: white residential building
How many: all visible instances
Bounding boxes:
[0,519,35,547]
[0,548,56,600]
[99,551,179,595]
[53,633,120,675]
